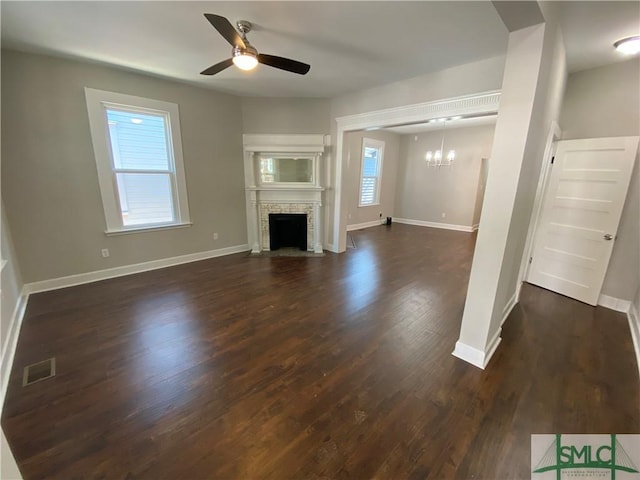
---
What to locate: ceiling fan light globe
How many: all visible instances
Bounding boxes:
[233,54,258,70]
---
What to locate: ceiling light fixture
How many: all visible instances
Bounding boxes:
[425,119,455,168]
[614,36,640,55]
[232,45,258,70]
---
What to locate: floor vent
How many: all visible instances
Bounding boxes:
[22,358,56,386]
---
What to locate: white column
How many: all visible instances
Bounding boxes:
[247,191,260,253]
[313,201,323,253]
[244,150,261,253]
[454,21,566,369]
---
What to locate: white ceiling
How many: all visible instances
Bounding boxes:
[1,1,508,97]
[558,1,640,73]
[1,2,637,98]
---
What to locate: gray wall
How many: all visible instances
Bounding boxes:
[1,49,247,283]
[472,156,490,226]
[240,97,330,134]
[344,130,400,227]
[394,124,495,227]
[560,58,640,301]
[330,56,506,118]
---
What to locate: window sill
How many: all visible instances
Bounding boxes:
[358,203,381,208]
[105,222,193,236]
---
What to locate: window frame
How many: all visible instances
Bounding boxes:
[358,137,385,207]
[85,88,191,234]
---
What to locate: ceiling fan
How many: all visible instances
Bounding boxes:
[200,14,311,76]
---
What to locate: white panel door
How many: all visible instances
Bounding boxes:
[527,136,639,305]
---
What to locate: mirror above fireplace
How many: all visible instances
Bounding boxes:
[259,156,314,184]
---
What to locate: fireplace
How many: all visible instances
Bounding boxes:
[242,134,328,254]
[269,214,307,251]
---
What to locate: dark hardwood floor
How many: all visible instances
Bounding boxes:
[3,223,639,479]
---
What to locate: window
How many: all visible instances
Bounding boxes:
[85,88,190,234]
[359,138,384,206]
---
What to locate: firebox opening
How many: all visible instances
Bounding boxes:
[269,213,307,251]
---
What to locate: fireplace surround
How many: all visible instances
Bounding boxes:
[243,134,329,254]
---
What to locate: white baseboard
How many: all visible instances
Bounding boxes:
[628,302,640,380]
[484,328,503,368]
[452,328,502,370]
[23,244,250,295]
[452,292,514,369]
[472,223,479,231]
[501,291,518,326]
[452,341,485,369]
[598,294,631,313]
[597,294,638,379]
[346,220,383,232]
[393,217,475,233]
[1,291,29,406]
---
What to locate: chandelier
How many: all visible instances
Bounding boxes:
[425,118,457,168]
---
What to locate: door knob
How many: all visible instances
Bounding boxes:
[604,234,614,240]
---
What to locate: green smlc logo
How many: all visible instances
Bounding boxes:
[533,434,639,479]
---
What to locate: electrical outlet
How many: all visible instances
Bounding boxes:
[441,212,446,218]
[101,248,110,258]
[213,232,219,240]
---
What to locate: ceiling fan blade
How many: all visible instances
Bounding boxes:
[204,14,245,49]
[257,54,311,75]
[200,58,234,76]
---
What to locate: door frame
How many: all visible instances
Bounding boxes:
[331,90,502,252]
[517,120,562,300]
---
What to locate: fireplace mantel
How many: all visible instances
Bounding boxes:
[242,134,330,254]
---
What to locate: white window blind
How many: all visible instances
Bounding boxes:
[107,109,175,226]
[85,89,191,234]
[359,138,384,206]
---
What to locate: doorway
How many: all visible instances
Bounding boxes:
[332,90,502,253]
